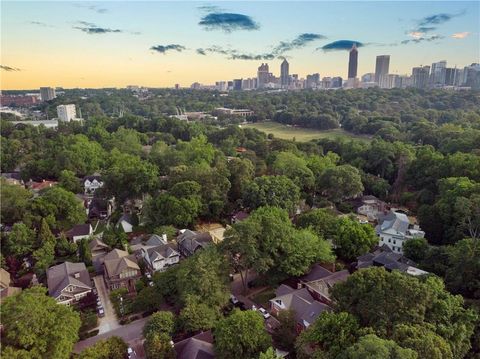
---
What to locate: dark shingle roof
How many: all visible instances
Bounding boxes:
[47,262,91,299]
[66,224,91,238]
[175,331,214,359]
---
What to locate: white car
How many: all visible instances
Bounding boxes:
[127,347,134,358]
[146,273,152,280]
[258,307,271,319]
[230,294,239,304]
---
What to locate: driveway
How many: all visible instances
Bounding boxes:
[94,275,120,334]
[74,317,149,353]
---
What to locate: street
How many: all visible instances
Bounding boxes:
[74,317,149,354]
[94,275,120,334]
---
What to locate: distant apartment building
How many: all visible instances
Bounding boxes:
[242,78,257,90]
[412,66,430,89]
[40,87,56,101]
[306,73,320,89]
[233,79,243,91]
[57,104,77,121]
[0,95,38,107]
[215,107,253,117]
[215,81,227,91]
[257,63,270,88]
[430,61,447,86]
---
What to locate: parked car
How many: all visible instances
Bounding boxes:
[235,301,246,310]
[148,281,154,287]
[98,307,105,317]
[127,347,135,358]
[146,272,152,280]
[258,307,271,319]
[230,294,239,304]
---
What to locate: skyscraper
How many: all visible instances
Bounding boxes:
[430,61,447,86]
[280,59,289,88]
[348,44,358,79]
[375,55,390,83]
[257,63,270,88]
[56,104,77,121]
[40,87,56,101]
[412,66,430,89]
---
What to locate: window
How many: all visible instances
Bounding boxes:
[393,240,396,245]
[388,239,391,243]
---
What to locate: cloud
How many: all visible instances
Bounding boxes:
[150,44,186,54]
[320,40,364,51]
[199,12,259,32]
[197,4,223,13]
[451,31,470,39]
[410,11,466,33]
[73,21,122,34]
[272,33,326,54]
[30,21,54,28]
[196,46,274,60]
[400,35,444,45]
[1,65,21,72]
[74,3,108,14]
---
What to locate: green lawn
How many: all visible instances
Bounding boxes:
[250,288,276,308]
[242,121,370,142]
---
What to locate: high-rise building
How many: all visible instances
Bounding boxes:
[464,63,480,89]
[40,87,56,101]
[375,55,390,83]
[257,63,270,88]
[215,81,227,91]
[430,61,447,86]
[280,59,289,88]
[331,77,343,88]
[233,79,243,91]
[444,68,459,86]
[412,66,430,89]
[306,73,320,88]
[348,44,358,79]
[56,104,77,122]
[361,73,375,83]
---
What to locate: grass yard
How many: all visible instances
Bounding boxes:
[250,288,276,308]
[242,121,371,142]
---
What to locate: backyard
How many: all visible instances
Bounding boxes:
[241,121,371,142]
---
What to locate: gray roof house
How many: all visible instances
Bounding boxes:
[376,211,425,254]
[103,249,141,292]
[270,284,331,332]
[47,262,92,305]
[175,331,215,359]
[176,229,213,257]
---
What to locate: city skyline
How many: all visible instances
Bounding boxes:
[1,1,479,89]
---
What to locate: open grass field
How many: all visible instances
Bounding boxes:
[242,121,371,142]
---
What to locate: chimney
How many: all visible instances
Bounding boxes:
[74,272,80,279]
[162,234,167,242]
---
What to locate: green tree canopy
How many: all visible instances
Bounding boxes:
[78,336,128,359]
[143,311,175,337]
[333,217,378,260]
[342,334,417,359]
[318,164,364,202]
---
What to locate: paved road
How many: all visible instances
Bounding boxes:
[74,317,149,353]
[94,275,120,334]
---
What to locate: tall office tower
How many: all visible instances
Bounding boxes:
[375,55,390,83]
[348,44,358,79]
[56,104,77,122]
[464,63,480,89]
[430,61,447,86]
[40,87,56,101]
[361,73,375,83]
[215,81,227,91]
[412,66,431,89]
[280,59,290,88]
[331,77,343,88]
[444,68,458,86]
[257,63,270,88]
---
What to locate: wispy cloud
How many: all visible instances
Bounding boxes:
[150,44,186,54]
[451,31,470,39]
[320,40,363,51]
[196,46,274,60]
[410,10,466,34]
[199,12,260,32]
[73,3,108,14]
[401,35,444,45]
[73,21,122,34]
[30,21,54,28]
[1,65,21,72]
[272,33,326,54]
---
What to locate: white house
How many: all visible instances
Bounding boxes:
[47,262,92,305]
[117,214,134,233]
[376,211,425,254]
[134,235,180,272]
[83,175,104,196]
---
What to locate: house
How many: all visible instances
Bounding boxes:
[175,331,215,359]
[302,270,350,304]
[136,235,180,273]
[65,224,93,243]
[88,198,113,220]
[103,249,141,293]
[89,238,110,273]
[83,175,103,196]
[26,179,57,193]
[270,284,331,332]
[0,268,21,303]
[356,245,429,276]
[176,229,213,257]
[1,172,24,186]
[117,213,134,233]
[231,210,249,224]
[376,211,425,254]
[46,262,92,305]
[356,195,389,221]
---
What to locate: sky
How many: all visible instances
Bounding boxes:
[1,1,479,89]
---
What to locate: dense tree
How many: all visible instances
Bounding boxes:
[272,309,297,351]
[33,219,56,276]
[214,310,271,359]
[227,157,255,201]
[178,295,219,333]
[222,206,334,291]
[318,165,364,202]
[5,223,35,257]
[1,286,81,359]
[342,334,417,359]
[403,238,429,263]
[58,169,82,194]
[0,179,32,224]
[272,152,315,191]
[243,175,300,214]
[78,336,128,359]
[258,347,282,359]
[296,208,338,240]
[143,311,175,337]
[333,217,378,260]
[55,135,105,177]
[144,332,176,359]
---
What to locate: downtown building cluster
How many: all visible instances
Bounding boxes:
[189,45,480,91]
